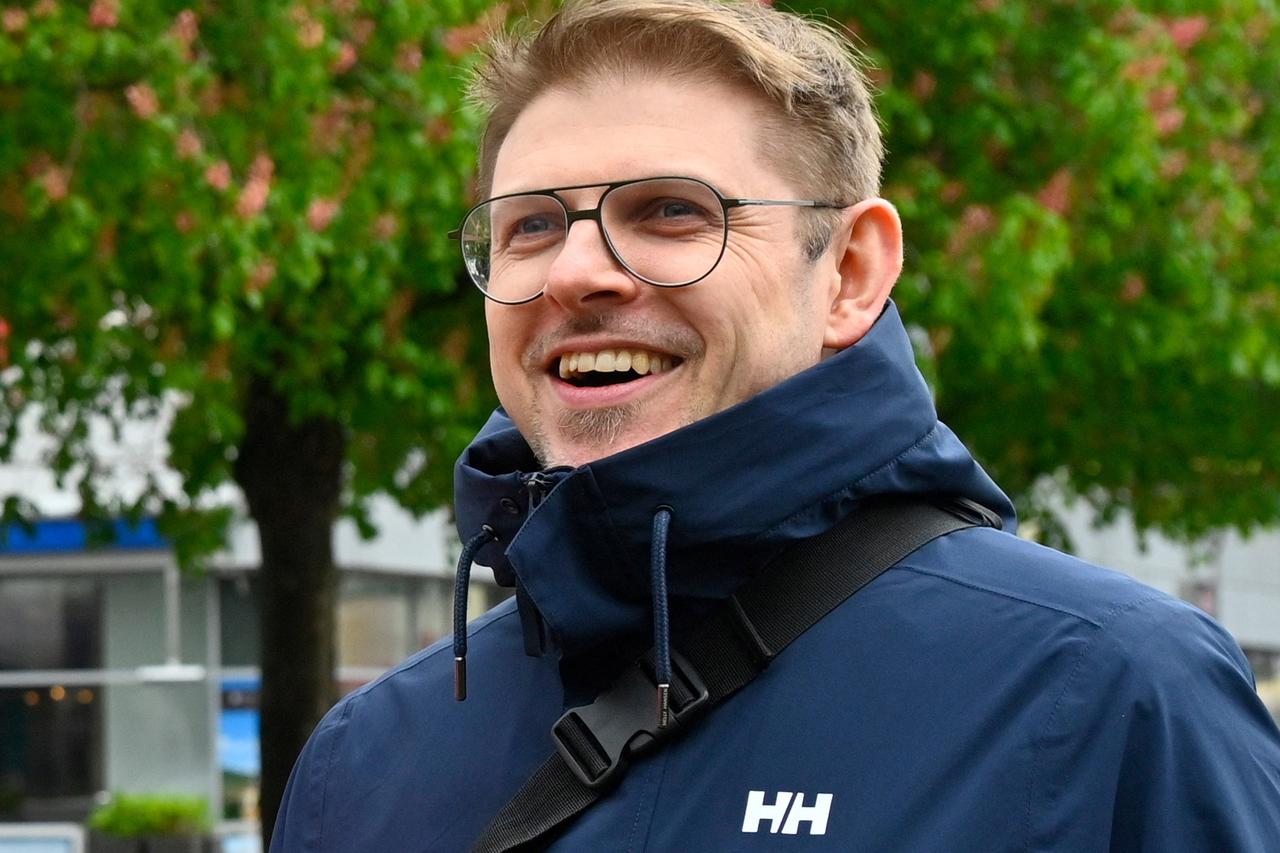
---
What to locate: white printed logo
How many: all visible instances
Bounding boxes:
[741,790,833,836]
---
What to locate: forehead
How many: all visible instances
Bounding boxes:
[490,74,794,200]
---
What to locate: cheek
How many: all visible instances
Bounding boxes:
[484,313,528,397]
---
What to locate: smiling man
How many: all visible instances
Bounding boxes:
[270,2,1280,851]
[478,75,899,469]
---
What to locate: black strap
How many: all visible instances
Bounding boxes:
[471,496,1001,852]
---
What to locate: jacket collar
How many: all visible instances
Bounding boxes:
[454,302,1015,659]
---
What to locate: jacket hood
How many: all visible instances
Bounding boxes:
[454,302,1015,661]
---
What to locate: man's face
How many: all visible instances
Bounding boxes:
[485,74,841,469]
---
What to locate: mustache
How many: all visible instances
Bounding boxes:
[524,314,703,367]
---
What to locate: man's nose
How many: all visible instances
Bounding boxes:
[542,218,641,309]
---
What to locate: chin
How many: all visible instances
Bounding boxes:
[538,417,679,468]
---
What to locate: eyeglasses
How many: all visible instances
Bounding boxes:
[448,176,848,305]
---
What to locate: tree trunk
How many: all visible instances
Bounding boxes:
[233,377,345,852]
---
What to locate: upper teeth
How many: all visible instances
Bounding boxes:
[558,349,677,379]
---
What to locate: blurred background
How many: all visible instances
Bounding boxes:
[0,0,1277,850]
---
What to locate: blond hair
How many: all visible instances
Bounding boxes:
[467,0,883,258]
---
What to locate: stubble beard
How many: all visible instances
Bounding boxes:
[526,396,695,469]
[557,403,642,454]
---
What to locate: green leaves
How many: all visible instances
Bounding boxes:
[1,0,499,561]
[785,0,1280,542]
[5,0,1277,556]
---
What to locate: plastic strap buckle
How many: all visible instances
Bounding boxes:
[552,649,710,789]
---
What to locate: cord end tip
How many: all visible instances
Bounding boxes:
[454,656,468,702]
[657,682,670,729]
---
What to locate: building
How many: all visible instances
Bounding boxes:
[0,411,504,844]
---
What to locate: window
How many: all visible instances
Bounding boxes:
[0,579,101,671]
[0,578,104,818]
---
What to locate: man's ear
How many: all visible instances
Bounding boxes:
[822,198,903,350]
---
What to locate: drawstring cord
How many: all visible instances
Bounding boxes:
[453,524,497,701]
[452,507,674,724]
[651,506,673,728]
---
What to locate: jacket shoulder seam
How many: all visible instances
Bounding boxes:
[1021,593,1168,851]
[895,555,1106,628]
[314,698,353,851]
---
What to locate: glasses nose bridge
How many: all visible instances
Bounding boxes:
[564,205,605,229]
[558,196,621,265]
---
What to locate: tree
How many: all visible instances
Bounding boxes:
[782,0,1280,544]
[0,0,497,844]
[5,0,1280,842]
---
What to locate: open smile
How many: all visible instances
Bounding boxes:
[547,345,686,405]
[556,347,683,386]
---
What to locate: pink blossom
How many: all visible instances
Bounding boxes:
[41,166,70,202]
[1122,54,1167,81]
[307,198,340,231]
[247,258,277,292]
[3,7,29,33]
[204,161,231,191]
[32,0,58,19]
[331,42,357,74]
[1036,168,1073,216]
[174,211,196,233]
[1166,16,1209,51]
[1160,150,1189,179]
[442,23,486,57]
[125,83,159,119]
[1155,107,1185,137]
[237,178,270,219]
[298,19,324,49]
[176,129,202,159]
[88,0,118,28]
[172,10,198,45]
[946,204,996,257]
[1120,273,1146,303]
[249,153,274,182]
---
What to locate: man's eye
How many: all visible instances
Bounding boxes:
[515,215,555,235]
[650,198,707,221]
[502,214,563,248]
[625,197,714,229]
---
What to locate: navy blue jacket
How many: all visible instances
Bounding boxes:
[272,304,1280,851]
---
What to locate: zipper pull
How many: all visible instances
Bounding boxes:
[522,469,565,509]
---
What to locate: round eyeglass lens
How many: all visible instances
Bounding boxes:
[462,193,568,304]
[602,178,727,286]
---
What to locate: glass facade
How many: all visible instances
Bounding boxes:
[0,578,102,671]
[0,578,105,819]
[0,558,504,825]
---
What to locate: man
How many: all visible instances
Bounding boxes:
[271,1,1280,850]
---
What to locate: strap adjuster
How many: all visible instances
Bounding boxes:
[552,649,710,789]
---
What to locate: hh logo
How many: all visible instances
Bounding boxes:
[741,790,834,836]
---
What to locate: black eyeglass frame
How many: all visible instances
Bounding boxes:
[448,175,850,305]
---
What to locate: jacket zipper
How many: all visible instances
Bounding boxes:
[521,469,566,512]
